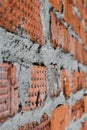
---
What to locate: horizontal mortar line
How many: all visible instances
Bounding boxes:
[3,50,87,73]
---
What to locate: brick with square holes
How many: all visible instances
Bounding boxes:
[24,65,47,111]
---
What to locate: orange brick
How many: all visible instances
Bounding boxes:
[50,11,70,51]
[61,69,70,99]
[84,95,87,113]
[75,42,83,64]
[64,0,73,24]
[25,65,47,111]
[49,0,63,13]
[50,11,59,48]
[69,36,76,57]
[83,50,87,65]
[0,0,44,45]
[51,104,71,130]
[73,13,80,35]
[0,63,18,122]
[72,70,78,93]
[72,99,84,120]
[80,22,86,45]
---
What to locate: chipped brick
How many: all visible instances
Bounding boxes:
[24,65,47,111]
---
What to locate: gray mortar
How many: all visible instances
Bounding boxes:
[0,0,87,129]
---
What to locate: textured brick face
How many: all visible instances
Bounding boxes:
[0,63,18,122]
[0,0,44,45]
[50,11,70,52]
[23,65,47,111]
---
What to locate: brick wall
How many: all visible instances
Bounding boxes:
[0,0,87,130]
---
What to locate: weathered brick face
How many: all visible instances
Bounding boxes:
[49,65,61,98]
[23,65,47,111]
[0,63,18,122]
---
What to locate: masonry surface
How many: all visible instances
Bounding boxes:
[0,0,87,130]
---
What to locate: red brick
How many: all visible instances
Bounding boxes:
[25,65,47,111]
[49,0,63,13]
[78,71,86,90]
[64,0,73,24]
[50,11,70,52]
[61,69,70,99]
[75,42,83,64]
[73,13,80,35]
[83,50,87,65]
[51,104,71,130]
[80,22,86,45]
[10,88,18,116]
[83,95,87,113]
[69,36,76,57]
[72,70,78,93]
[0,0,44,45]
[81,72,86,89]
[0,63,18,122]
[72,99,84,120]
[50,11,59,48]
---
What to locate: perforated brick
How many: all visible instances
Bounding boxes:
[49,0,63,13]
[50,11,70,52]
[24,65,47,111]
[0,63,18,122]
[0,0,44,45]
